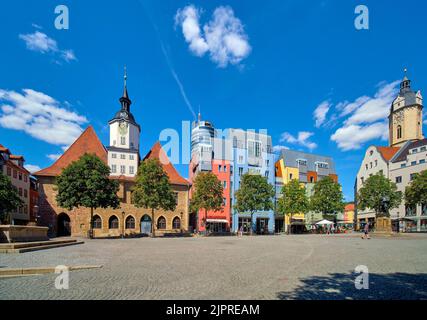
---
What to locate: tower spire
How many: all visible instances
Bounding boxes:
[400,67,411,92]
[120,65,131,111]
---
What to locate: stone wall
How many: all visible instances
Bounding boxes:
[37,176,190,238]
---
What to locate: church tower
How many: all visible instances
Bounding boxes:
[107,67,141,177]
[389,70,424,147]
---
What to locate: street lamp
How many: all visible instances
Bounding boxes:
[180,211,183,234]
[121,211,125,239]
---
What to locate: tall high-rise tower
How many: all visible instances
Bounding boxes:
[107,67,141,177]
[389,70,424,147]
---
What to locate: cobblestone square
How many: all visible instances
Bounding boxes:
[1,234,427,300]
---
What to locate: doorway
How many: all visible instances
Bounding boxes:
[256,218,269,234]
[140,215,152,235]
[57,213,71,237]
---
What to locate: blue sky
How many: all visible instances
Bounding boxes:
[0,0,426,201]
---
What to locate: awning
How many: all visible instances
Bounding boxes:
[206,219,229,224]
[315,219,334,225]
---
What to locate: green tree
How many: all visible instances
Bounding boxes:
[190,172,224,234]
[277,179,309,234]
[357,173,402,218]
[405,170,427,209]
[0,171,23,224]
[310,176,345,220]
[132,158,177,237]
[235,173,275,235]
[56,153,120,238]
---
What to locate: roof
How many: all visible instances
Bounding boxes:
[143,142,190,186]
[279,149,337,174]
[34,126,108,177]
[0,144,10,154]
[9,155,24,160]
[345,203,355,212]
[392,138,427,163]
[376,146,400,162]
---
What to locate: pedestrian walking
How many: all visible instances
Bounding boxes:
[362,222,370,239]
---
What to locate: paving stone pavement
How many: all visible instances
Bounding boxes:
[1,234,427,300]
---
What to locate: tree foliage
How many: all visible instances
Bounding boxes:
[56,153,120,237]
[235,173,275,233]
[357,173,402,217]
[405,170,427,207]
[310,176,345,218]
[132,158,177,236]
[0,171,23,224]
[190,172,224,232]
[277,179,309,232]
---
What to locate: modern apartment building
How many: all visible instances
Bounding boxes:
[189,116,275,234]
[275,149,338,232]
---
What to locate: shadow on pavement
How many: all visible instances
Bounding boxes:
[278,272,427,300]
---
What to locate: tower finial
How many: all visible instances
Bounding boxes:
[124,65,127,87]
[198,105,201,122]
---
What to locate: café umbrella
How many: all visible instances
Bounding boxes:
[316,219,334,226]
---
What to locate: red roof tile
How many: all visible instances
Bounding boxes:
[0,144,10,153]
[34,126,107,177]
[143,142,190,186]
[376,146,400,162]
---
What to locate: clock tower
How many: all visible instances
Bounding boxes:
[107,68,141,177]
[389,71,424,147]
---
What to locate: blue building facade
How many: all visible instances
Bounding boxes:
[223,129,276,234]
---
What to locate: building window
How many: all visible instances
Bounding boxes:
[218,165,222,172]
[7,167,11,176]
[224,165,227,172]
[405,205,416,217]
[120,154,126,159]
[130,142,134,149]
[238,156,244,164]
[223,181,227,189]
[13,170,17,179]
[174,192,179,205]
[397,125,402,139]
[238,217,251,233]
[129,166,134,175]
[121,137,126,145]
[422,203,427,216]
[109,216,119,229]
[239,167,243,176]
[112,153,117,159]
[411,161,417,166]
[375,160,378,167]
[157,216,166,230]
[310,176,314,183]
[18,188,22,196]
[173,217,181,229]
[129,154,134,160]
[289,173,293,180]
[222,197,227,206]
[18,172,22,180]
[420,159,426,164]
[24,175,28,182]
[421,146,426,152]
[365,164,368,170]
[265,171,269,178]
[111,165,117,173]
[24,189,28,198]
[92,215,102,229]
[395,176,402,183]
[125,216,135,229]
[120,165,126,174]
[361,177,364,184]
[410,173,417,181]
[23,206,28,214]
[401,164,406,168]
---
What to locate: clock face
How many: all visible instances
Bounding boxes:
[119,122,128,135]
[394,111,404,124]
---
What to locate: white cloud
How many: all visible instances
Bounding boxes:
[47,154,61,161]
[273,145,289,153]
[0,88,87,146]
[19,31,77,63]
[331,122,388,151]
[280,131,317,151]
[25,164,41,173]
[326,80,400,151]
[175,5,251,68]
[313,101,331,128]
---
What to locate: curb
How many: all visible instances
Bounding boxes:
[0,265,103,277]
